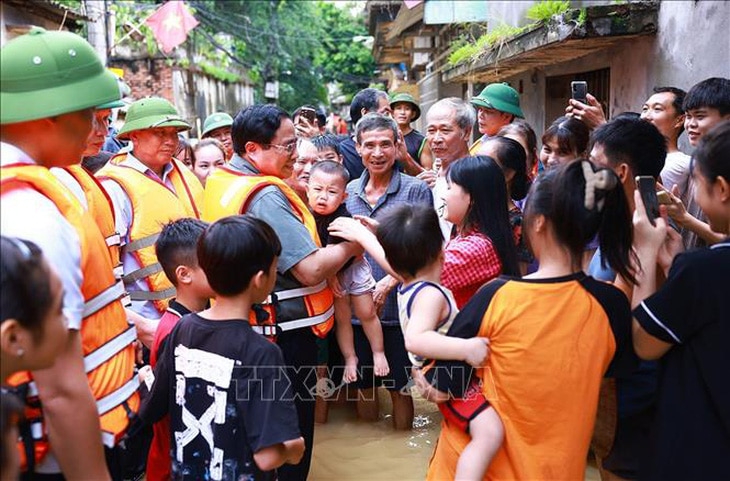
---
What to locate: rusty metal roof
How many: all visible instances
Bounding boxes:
[442,1,659,84]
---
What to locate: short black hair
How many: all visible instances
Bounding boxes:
[591,116,666,178]
[311,134,342,156]
[309,160,350,186]
[350,88,387,125]
[355,113,398,144]
[692,119,730,184]
[542,116,590,158]
[155,218,209,287]
[375,204,443,278]
[653,86,687,115]
[198,215,282,297]
[683,77,730,116]
[1,237,53,340]
[232,104,290,156]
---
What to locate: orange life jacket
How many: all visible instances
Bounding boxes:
[203,165,334,339]
[1,164,139,471]
[97,155,203,313]
[58,165,124,283]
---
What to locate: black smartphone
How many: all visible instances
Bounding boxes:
[571,81,588,104]
[636,176,660,226]
[298,107,317,125]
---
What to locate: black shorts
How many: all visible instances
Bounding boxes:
[350,323,411,392]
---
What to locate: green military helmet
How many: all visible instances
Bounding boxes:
[97,76,131,109]
[470,83,524,118]
[389,92,421,121]
[0,27,120,125]
[117,97,191,140]
[201,112,233,137]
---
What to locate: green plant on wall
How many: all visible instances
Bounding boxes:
[525,0,571,23]
[448,23,528,66]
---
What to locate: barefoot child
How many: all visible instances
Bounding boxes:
[145,218,213,481]
[331,204,504,479]
[140,215,304,479]
[307,160,389,382]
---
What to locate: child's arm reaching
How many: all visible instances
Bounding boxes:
[328,216,402,281]
[253,437,305,471]
[406,285,489,367]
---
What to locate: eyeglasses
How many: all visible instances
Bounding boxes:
[263,141,298,155]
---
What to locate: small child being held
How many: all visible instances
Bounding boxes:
[145,218,213,481]
[140,215,304,480]
[307,160,389,382]
[331,204,504,480]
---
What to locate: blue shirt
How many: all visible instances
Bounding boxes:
[345,168,433,325]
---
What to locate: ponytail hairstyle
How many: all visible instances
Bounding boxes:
[485,136,531,200]
[524,160,636,283]
[1,237,54,340]
[448,156,520,276]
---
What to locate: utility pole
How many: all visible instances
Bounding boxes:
[84,0,108,64]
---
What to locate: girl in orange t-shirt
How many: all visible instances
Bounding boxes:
[419,160,639,480]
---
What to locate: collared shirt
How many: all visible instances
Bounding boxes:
[0,142,84,329]
[441,230,502,309]
[101,153,176,320]
[228,154,317,273]
[346,168,433,324]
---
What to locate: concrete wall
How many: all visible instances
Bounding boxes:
[492,1,730,149]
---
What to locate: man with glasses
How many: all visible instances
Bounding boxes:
[203,104,360,481]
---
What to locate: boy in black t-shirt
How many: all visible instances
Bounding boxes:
[140,215,304,481]
[632,121,730,480]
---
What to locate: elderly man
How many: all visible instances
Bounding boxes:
[201,111,234,160]
[1,28,137,480]
[342,113,433,430]
[203,104,360,481]
[99,97,204,326]
[420,98,475,240]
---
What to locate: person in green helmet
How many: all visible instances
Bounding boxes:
[201,111,234,160]
[469,82,525,155]
[97,97,204,326]
[389,92,431,167]
[1,27,137,481]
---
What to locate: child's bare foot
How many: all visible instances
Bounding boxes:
[373,351,390,377]
[343,356,359,383]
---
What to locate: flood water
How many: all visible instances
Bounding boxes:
[309,388,601,481]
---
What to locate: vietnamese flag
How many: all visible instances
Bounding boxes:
[146,1,199,54]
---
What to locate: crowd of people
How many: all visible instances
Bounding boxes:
[1,26,728,481]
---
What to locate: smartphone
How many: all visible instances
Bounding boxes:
[571,81,588,104]
[656,190,673,205]
[298,107,317,125]
[636,176,660,225]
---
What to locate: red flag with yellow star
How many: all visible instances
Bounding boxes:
[145,1,199,54]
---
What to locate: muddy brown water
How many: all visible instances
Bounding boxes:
[309,389,600,480]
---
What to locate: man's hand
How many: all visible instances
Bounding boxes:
[372,275,396,316]
[416,169,437,188]
[462,337,490,368]
[412,367,449,403]
[295,117,319,138]
[565,93,606,130]
[126,308,157,348]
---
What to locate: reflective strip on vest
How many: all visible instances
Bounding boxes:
[120,233,160,256]
[252,305,335,335]
[30,421,43,440]
[101,431,116,448]
[82,281,127,319]
[105,233,121,247]
[26,325,137,397]
[113,264,124,279]
[122,262,163,285]
[264,281,328,304]
[83,326,137,374]
[97,376,139,416]
[129,287,176,301]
